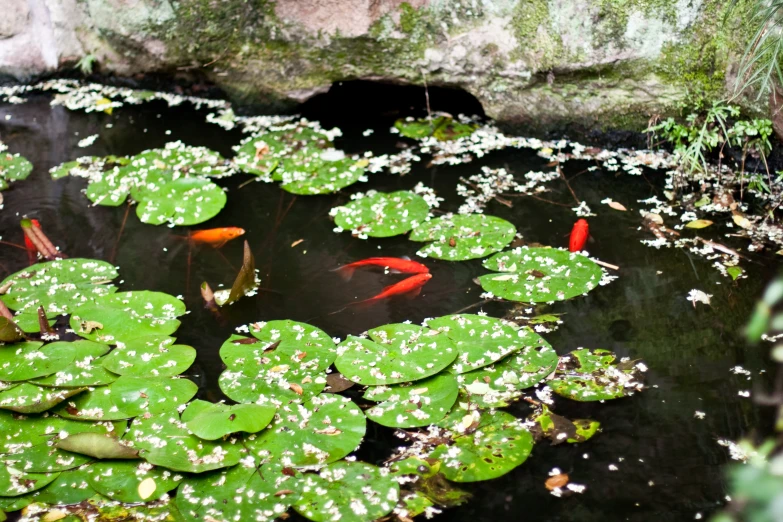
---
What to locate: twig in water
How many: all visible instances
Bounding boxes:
[593,259,620,271]
[451,299,492,315]
[422,69,433,127]
[110,201,131,264]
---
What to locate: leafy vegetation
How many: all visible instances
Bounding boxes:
[0,143,33,191]
[395,116,478,141]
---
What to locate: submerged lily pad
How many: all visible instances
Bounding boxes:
[183,400,277,440]
[176,460,300,522]
[0,259,118,314]
[101,335,195,377]
[127,411,243,473]
[547,348,645,401]
[70,291,186,344]
[479,247,604,303]
[429,410,533,482]
[87,461,181,503]
[331,190,429,237]
[410,215,515,261]
[294,461,399,522]
[0,150,33,191]
[364,373,458,428]
[245,394,365,467]
[425,314,527,373]
[335,324,458,385]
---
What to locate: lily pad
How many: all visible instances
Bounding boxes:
[0,467,59,497]
[135,177,227,226]
[245,394,365,467]
[70,291,186,344]
[234,126,332,178]
[28,466,96,505]
[0,319,23,343]
[335,324,458,385]
[0,150,33,190]
[364,373,458,428]
[109,376,197,417]
[479,247,604,303]
[455,329,557,407]
[410,215,515,261]
[183,401,277,440]
[0,341,76,381]
[429,410,533,482]
[87,461,181,503]
[100,335,195,377]
[176,460,300,522]
[279,157,367,195]
[331,190,429,237]
[0,259,118,314]
[0,411,124,472]
[547,348,645,401]
[394,116,477,141]
[31,341,117,388]
[127,411,243,473]
[0,384,86,414]
[294,461,399,522]
[425,314,527,373]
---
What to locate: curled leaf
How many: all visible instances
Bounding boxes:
[56,432,139,459]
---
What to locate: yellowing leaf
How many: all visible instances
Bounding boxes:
[465,381,490,395]
[42,510,67,522]
[732,214,752,229]
[643,213,663,225]
[137,477,157,500]
[685,219,713,229]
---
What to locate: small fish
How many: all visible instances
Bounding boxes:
[332,257,429,281]
[569,219,589,252]
[188,227,246,248]
[360,273,432,303]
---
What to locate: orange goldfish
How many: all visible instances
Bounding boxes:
[569,219,589,252]
[333,257,429,281]
[360,273,432,304]
[188,227,246,248]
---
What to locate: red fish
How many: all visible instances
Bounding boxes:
[361,273,432,303]
[569,219,589,252]
[188,227,246,248]
[333,257,429,281]
[24,219,40,265]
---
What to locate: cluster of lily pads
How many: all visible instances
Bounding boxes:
[233,119,368,195]
[0,254,645,521]
[50,142,233,226]
[0,141,32,191]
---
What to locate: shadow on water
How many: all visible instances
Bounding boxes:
[0,83,779,521]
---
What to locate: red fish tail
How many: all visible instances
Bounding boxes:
[331,265,357,281]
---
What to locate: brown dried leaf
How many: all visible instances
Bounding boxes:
[545,473,569,491]
[289,383,303,395]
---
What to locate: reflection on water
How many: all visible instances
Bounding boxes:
[0,88,777,521]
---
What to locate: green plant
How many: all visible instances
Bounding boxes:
[728,0,783,99]
[75,54,97,76]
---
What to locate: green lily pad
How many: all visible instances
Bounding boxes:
[394,116,477,141]
[364,373,458,428]
[0,467,59,497]
[529,405,601,445]
[70,291,186,344]
[0,259,118,314]
[234,126,332,178]
[32,341,118,388]
[294,461,399,522]
[425,314,527,373]
[176,460,300,522]
[0,150,33,190]
[135,177,227,226]
[279,157,367,195]
[52,385,135,421]
[87,460,181,503]
[455,329,558,407]
[219,321,336,406]
[183,401,277,440]
[479,247,604,303]
[331,190,429,237]
[245,394,365,467]
[547,348,645,401]
[410,215,516,261]
[0,411,124,472]
[27,466,96,505]
[109,376,197,417]
[429,410,533,482]
[126,411,243,473]
[56,432,139,459]
[335,324,458,385]
[101,335,195,377]
[0,384,86,414]
[0,341,76,381]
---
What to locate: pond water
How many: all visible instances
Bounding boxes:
[0,82,777,521]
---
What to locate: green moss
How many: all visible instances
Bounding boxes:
[399,2,421,34]
[510,0,550,43]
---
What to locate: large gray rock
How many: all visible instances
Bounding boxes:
[0,0,759,130]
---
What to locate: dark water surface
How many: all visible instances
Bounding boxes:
[0,87,778,522]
